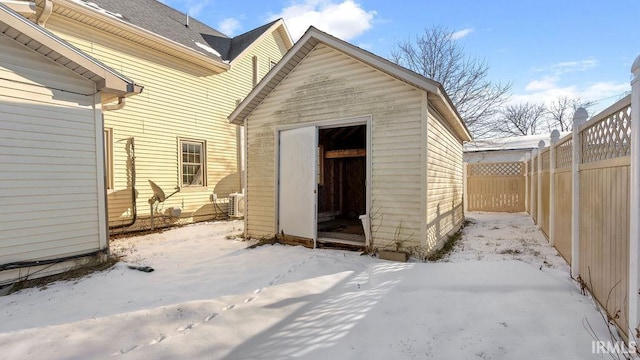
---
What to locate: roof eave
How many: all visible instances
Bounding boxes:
[54,0,230,73]
[0,3,141,96]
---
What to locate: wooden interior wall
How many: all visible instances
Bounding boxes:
[319,157,365,217]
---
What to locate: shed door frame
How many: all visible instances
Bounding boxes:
[274,115,372,247]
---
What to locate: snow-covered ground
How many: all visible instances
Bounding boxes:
[0,213,612,359]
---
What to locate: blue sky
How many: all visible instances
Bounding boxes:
[161,0,638,113]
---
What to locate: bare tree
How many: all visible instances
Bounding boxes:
[390,26,511,138]
[546,96,595,132]
[499,103,546,136]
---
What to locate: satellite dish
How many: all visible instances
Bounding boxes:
[148,180,166,202]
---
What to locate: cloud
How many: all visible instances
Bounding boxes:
[511,81,630,113]
[451,28,473,40]
[270,0,377,41]
[219,17,241,36]
[535,58,598,75]
[524,76,560,91]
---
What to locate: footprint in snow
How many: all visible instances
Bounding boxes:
[253,288,263,294]
[113,344,138,356]
[177,322,197,332]
[244,297,255,303]
[149,334,168,345]
[222,304,236,311]
[204,313,217,322]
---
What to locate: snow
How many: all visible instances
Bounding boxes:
[464,133,571,153]
[70,0,124,19]
[194,42,223,58]
[0,214,612,359]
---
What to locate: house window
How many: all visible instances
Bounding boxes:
[104,128,114,190]
[179,138,206,187]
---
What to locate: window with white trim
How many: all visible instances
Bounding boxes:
[179,138,206,187]
[104,128,114,190]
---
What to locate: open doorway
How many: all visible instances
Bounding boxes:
[317,124,367,244]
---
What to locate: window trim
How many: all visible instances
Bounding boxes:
[178,137,207,188]
[104,128,114,191]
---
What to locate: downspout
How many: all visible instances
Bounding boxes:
[37,0,53,27]
[108,137,137,230]
[102,96,138,230]
[102,96,126,111]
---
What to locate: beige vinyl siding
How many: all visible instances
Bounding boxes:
[246,43,424,247]
[426,108,464,250]
[0,36,102,267]
[46,17,288,226]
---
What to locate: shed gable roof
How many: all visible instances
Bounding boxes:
[229,26,471,142]
[0,2,141,96]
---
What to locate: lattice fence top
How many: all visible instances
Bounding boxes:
[556,138,573,169]
[582,103,631,163]
[468,162,524,176]
[541,150,550,170]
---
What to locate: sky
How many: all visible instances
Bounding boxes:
[161,0,639,114]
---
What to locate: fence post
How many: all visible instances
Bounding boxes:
[549,130,560,246]
[524,153,530,213]
[537,140,545,229]
[463,162,468,214]
[530,150,535,217]
[628,55,640,338]
[571,108,588,278]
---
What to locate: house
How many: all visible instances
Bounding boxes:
[22,0,293,231]
[229,27,471,255]
[0,3,141,287]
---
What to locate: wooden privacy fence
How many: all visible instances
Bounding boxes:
[527,95,632,336]
[466,162,525,212]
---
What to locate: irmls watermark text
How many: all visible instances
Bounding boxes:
[593,341,638,355]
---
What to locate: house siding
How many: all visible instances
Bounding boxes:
[46,17,289,228]
[245,43,424,248]
[426,108,464,250]
[0,36,103,277]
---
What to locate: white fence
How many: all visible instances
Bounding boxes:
[522,55,640,338]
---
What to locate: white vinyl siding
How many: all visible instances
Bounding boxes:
[45,17,289,226]
[0,36,103,268]
[426,108,464,250]
[245,44,424,247]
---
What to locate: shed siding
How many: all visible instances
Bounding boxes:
[47,17,289,227]
[246,44,424,247]
[0,36,102,265]
[426,108,464,250]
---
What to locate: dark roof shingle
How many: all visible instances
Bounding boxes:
[77,0,282,62]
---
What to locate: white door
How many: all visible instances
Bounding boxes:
[278,126,317,241]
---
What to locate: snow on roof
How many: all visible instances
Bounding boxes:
[195,41,222,57]
[70,0,123,19]
[464,132,571,153]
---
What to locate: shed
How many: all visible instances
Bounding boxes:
[0,3,141,287]
[229,27,471,254]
